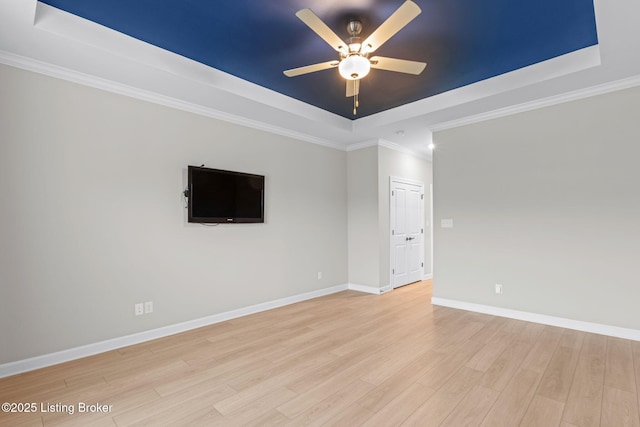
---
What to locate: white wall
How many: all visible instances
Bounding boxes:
[0,64,348,364]
[433,85,640,330]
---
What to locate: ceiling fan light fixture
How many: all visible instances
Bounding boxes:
[339,55,370,80]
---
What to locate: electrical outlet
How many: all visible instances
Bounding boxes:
[317,272,322,280]
[495,284,503,295]
[144,301,153,314]
[134,303,144,316]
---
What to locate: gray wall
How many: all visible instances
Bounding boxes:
[433,86,640,330]
[347,146,380,287]
[0,64,348,364]
[347,144,433,289]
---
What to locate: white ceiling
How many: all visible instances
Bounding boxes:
[2,0,640,159]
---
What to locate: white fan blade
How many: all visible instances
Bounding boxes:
[370,56,426,75]
[346,79,360,97]
[296,9,348,53]
[361,1,421,54]
[284,60,339,77]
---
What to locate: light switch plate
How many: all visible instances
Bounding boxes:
[441,219,454,228]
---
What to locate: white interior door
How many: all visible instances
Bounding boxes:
[390,178,424,288]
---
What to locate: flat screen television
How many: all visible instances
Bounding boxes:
[187,166,264,223]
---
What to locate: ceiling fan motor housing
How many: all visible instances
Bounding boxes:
[347,20,363,37]
[338,20,370,80]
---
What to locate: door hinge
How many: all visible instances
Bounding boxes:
[421,228,423,234]
[421,194,424,200]
[392,229,395,235]
[392,190,394,196]
[392,269,395,274]
[421,262,424,267]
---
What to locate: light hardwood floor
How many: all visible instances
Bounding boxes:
[1,280,639,426]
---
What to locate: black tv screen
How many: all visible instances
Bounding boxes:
[187,166,264,223]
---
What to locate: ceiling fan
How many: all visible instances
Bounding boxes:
[283,0,427,116]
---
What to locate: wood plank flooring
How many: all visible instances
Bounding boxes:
[1,280,639,426]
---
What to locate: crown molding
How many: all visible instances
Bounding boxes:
[0,50,347,152]
[431,73,640,133]
[345,139,379,152]
[355,45,601,131]
[346,138,431,161]
[33,2,352,129]
[6,47,637,157]
[378,139,431,160]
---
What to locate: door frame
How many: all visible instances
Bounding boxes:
[430,183,433,280]
[389,176,425,289]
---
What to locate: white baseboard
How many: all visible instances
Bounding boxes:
[348,283,383,295]
[431,297,640,342]
[423,273,433,280]
[0,284,349,379]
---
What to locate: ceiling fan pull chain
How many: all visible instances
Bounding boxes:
[353,80,358,115]
[353,81,356,115]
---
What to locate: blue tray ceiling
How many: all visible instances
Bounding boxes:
[40,0,598,119]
